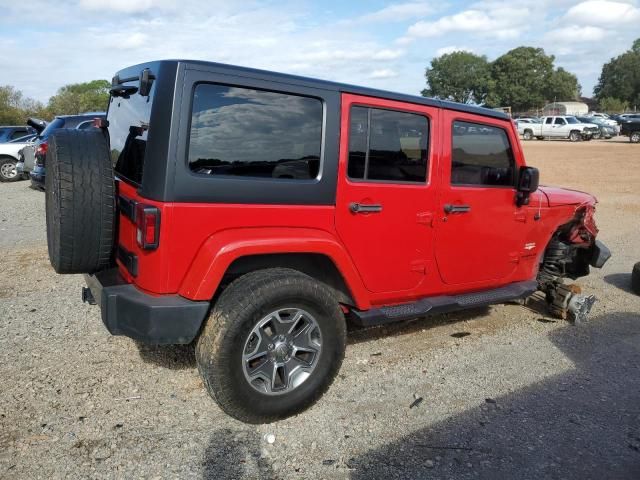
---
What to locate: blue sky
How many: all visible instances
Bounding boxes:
[0,0,638,103]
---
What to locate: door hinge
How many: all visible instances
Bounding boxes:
[416,211,434,227]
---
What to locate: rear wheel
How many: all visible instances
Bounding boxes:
[523,130,533,141]
[631,132,640,143]
[196,268,346,423]
[0,157,19,182]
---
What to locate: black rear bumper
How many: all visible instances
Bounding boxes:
[85,269,210,344]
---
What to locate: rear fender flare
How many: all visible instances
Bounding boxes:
[178,227,371,309]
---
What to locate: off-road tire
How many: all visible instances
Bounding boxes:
[523,130,533,141]
[569,131,581,142]
[0,156,20,182]
[630,131,640,143]
[632,263,640,295]
[45,129,115,274]
[196,268,347,424]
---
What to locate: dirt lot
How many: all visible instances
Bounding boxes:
[1,139,639,479]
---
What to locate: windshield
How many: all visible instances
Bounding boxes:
[107,80,153,185]
[39,118,65,139]
[566,117,579,124]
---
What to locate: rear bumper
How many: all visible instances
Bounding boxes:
[85,269,210,344]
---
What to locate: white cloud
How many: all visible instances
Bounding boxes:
[79,0,156,13]
[369,69,399,79]
[435,46,474,56]
[406,6,528,39]
[358,2,434,23]
[544,25,608,43]
[564,0,640,26]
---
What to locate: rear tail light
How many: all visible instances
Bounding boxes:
[135,204,160,250]
[35,141,48,165]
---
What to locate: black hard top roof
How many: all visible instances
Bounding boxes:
[116,59,510,121]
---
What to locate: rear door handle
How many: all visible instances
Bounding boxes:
[350,202,383,214]
[444,204,471,214]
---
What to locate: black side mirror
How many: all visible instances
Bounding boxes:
[139,68,155,97]
[516,166,539,206]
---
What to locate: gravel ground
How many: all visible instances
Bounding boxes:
[1,139,639,479]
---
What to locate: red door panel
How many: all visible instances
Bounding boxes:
[335,94,439,295]
[435,111,527,286]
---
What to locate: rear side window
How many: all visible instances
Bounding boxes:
[348,106,428,182]
[451,121,515,187]
[188,84,323,180]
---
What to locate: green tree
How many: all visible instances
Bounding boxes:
[489,47,556,111]
[598,97,629,113]
[421,51,492,104]
[546,67,581,103]
[0,85,47,125]
[47,79,110,115]
[594,38,640,108]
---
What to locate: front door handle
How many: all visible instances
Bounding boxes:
[444,203,471,214]
[350,202,383,214]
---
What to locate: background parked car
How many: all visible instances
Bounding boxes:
[576,116,617,139]
[620,119,640,143]
[0,134,38,182]
[0,125,36,143]
[25,113,105,189]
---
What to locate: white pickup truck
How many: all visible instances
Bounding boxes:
[518,116,600,142]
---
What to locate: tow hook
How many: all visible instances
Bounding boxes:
[549,284,596,324]
[82,287,96,305]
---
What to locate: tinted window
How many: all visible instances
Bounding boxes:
[545,117,553,124]
[554,117,565,125]
[348,106,428,182]
[451,121,514,187]
[188,84,323,180]
[107,83,153,185]
[39,118,65,140]
[10,129,28,140]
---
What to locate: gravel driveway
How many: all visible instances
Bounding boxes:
[1,140,639,479]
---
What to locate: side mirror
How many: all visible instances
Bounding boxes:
[516,166,539,206]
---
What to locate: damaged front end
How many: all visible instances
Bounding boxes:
[537,204,611,323]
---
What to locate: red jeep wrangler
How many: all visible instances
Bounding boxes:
[45,60,610,423]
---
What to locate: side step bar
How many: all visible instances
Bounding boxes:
[350,280,538,327]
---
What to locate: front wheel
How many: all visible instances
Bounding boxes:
[0,157,20,182]
[196,268,347,423]
[569,131,581,142]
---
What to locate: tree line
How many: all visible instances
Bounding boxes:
[423,38,640,113]
[0,80,110,126]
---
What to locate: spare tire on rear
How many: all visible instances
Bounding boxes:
[46,129,115,274]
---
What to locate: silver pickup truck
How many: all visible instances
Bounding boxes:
[518,116,600,141]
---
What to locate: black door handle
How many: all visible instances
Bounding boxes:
[350,202,383,214]
[444,203,471,214]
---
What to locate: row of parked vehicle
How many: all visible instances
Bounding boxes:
[0,113,105,184]
[515,112,640,143]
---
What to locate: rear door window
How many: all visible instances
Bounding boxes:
[451,121,515,187]
[347,106,429,182]
[188,84,323,180]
